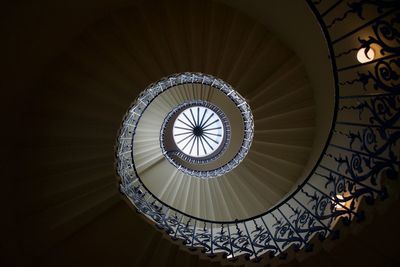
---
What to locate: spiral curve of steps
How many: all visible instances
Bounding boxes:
[127,70,314,222]
[4,0,400,266]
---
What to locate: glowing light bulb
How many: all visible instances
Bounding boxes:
[357,47,375,63]
[333,194,345,210]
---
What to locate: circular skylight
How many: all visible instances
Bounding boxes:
[173,106,225,158]
[155,73,252,178]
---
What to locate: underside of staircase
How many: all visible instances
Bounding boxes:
[1,0,400,266]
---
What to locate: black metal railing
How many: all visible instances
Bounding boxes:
[116,0,399,262]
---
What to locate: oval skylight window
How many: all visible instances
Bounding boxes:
[172,106,225,158]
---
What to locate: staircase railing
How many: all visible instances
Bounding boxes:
[116,0,399,262]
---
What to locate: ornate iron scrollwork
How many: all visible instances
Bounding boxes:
[116,1,399,262]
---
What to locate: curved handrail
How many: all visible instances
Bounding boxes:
[116,0,400,262]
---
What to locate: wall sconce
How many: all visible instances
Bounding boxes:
[333,194,345,210]
[357,47,375,63]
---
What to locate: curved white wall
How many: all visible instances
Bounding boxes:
[219,0,335,188]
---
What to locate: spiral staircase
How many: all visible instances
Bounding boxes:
[2,0,400,266]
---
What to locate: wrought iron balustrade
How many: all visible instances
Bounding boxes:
[116,0,399,262]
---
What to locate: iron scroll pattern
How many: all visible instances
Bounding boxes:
[116,2,399,262]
